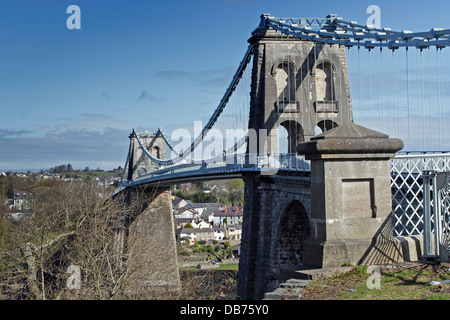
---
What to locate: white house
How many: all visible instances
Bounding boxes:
[184,200,204,215]
[225,225,242,240]
[212,208,244,226]
[177,228,215,243]
[192,220,211,229]
[13,191,32,211]
[213,226,225,240]
[174,207,200,220]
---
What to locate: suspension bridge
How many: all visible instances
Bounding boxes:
[113,14,450,299]
[116,13,450,185]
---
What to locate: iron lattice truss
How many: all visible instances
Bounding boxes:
[261,14,450,50]
[391,153,450,236]
[439,176,450,255]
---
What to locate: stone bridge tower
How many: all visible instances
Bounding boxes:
[127,131,167,180]
[116,131,180,293]
[238,15,354,300]
[247,14,353,155]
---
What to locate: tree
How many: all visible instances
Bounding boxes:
[228,179,244,204]
[192,181,204,191]
[0,216,7,249]
[228,179,244,191]
[0,179,183,300]
[210,185,228,204]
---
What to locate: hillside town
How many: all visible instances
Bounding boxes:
[170,180,245,269]
[0,167,122,220]
[173,195,243,244]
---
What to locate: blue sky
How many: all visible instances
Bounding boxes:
[1,0,449,171]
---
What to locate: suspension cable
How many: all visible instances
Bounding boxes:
[406,47,411,150]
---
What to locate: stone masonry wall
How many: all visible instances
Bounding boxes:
[126,187,180,293]
[237,172,311,300]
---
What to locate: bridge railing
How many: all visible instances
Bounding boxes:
[125,153,310,186]
[391,152,450,237]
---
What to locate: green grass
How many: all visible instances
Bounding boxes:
[301,264,450,300]
[217,263,239,270]
[332,265,450,300]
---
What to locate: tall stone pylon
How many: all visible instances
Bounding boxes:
[127,131,167,181]
[247,14,353,155]
[238,14,355,300]
[118,131,180,294]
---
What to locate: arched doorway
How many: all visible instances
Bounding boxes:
[275,200,310,268]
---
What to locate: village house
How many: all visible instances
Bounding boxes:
[171,197,242,244]
[173,218,193,229]
[196,202,226,211]
[193,220,211,229]
[176,227,215,243]
[183,200,204,215]
[174,217,211,230]
[172,196,188,211]
[213,226,225,240]
[225,224,242,240]
[211,206,244,226]
[173,207,201,220]
[13,190,32,211]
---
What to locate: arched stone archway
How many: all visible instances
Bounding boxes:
[315,60,335,102]
[275,60,296,104]
[317,119,339,133]
[275,200,310,268]
[279,120,304,153]
[152,146,161,159]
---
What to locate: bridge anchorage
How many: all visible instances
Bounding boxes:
[112,14,450,299]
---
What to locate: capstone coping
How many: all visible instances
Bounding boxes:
[297,122,404,156]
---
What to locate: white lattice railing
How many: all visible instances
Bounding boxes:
[391,152,450,237]
[439,175,450,259]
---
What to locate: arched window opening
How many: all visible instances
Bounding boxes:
[152,146,161,159]
[276,61,296,105]
[278,125,289,154]
[279,120,304,153]
[316,62,334,102]
[316,120,338,133]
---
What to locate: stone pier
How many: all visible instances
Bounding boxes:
[125,186,180,293]
[119,131,181,294]
[298,122,405,268]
